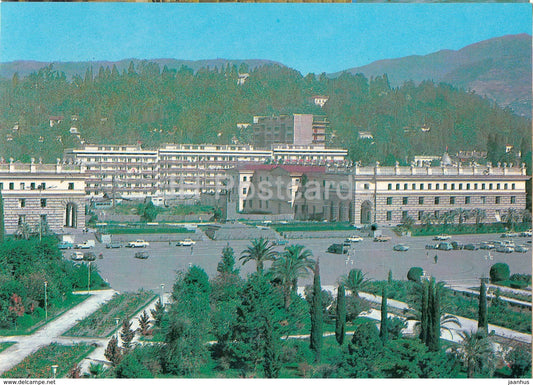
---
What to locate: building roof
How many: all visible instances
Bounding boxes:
[238,164,326,173]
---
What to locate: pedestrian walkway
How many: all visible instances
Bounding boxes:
[0,289,116,374]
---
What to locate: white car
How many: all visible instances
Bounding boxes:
[70,251,84,261]
[177,239,196,246]
[127,240,150,248]
[346,235,363,243]
[433,234,451,241]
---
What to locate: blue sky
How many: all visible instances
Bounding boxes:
[1,3,531,75]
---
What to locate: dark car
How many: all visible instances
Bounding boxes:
[134,251,149,259]
[451,241,463,250]
[272,239,288,246]
[425,244,437,250]
[437,242,453,251]
[83,252,96,261]
[463,243,479,251]
[479,242,495,250]
[327,244,348,254]
[393,244,409,252]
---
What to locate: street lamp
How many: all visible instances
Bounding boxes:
[51,365,58,379]
[44,281,48,322]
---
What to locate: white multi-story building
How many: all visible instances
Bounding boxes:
[0,159,86,235]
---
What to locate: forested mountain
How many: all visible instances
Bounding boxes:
[333,34,532,117]
[0,60,530,168]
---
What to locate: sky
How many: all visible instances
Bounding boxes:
[0,3,531,75]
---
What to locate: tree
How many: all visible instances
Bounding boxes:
[139,200,158,222]
[471,208,486,228]
[240,238,277,273]
[399,215,415,233]
[104,336,123,367]
[309,260,323,363]
[150,299,165,328]
[15,223,31,240]
[0,191,4,243]
[388,269,393,283]
[454,208,471,226]
[407,267,424,283]
[478,279,488,335]
[270,244,314,309]
[380,285,389,343]
[341,269,369,297]
[506,344,532,378]
[489,263,510,283]
[335,284,346,346]
[120,319,135,352]
[138,310,151,336]
[458,331,497,378]
[216,244,239,275]
[343,322,384,378]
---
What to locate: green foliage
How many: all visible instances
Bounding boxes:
[490,263,511,283]
[150,300,165,328]
[335,285,346,346]
[407,267,424,283]
[309,262,323,363]
[380,285,389,343]
[138,200,158,223]
[120,319,136,352]
[0,192,4,243]
[240,238,277,273]
[506,344,532,378]
[340,269,369,297]
[216,245,239,275]
[115,346,160,378]
[105,336,123,367]
[478,280,488,335]
[458,331,497,378]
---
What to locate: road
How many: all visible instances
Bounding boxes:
[68,228,532,293]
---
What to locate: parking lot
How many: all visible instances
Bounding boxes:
[63,228,533,293]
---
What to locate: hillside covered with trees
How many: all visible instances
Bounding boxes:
[0,61,530,168]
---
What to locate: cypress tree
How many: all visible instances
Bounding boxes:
[427,277,440,352]
[104,336,122,367]
[478,278,488,335]
[380,284,389,343]
[120,319,135,352]
[335,284,346,345]
[388,269,393,283]
[310,260,323,363]
[419,279,429,343]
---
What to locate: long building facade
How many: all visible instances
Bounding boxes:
[229,160,529,225]
[0,160,86,235]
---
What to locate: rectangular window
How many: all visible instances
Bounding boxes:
[386,211,392,221]
[243,176,247,182]
[404,183,408,190]
[419,197,424,205]
[443,183,447,190]
[428,183,432,190]
[386,197,393,205]
[418,211,424,221]
[364,184,370,190]
[450,196,455,205]
[474,183,478,190]
[242,188,247,195]
[412,183,416,190]
[495,196,501,204]
[451,183,455,190]
[434,197,440,205]
[403,197,408,205]
[436,183,440,190]
[0,183,2,190]
[68,183,74,190]
[243,200,246,208]
[388,183,392,190]
[459,183,462,190]
[41,183,46,190]
[511,196,516,204]
[9,182,14,190]
[420,183,424,190]
[512,183,515,190]
[465,196,471,204]
[482,183,486,190]
[466,183,470,190]
[489,183,493,190]
[504,183,508,190]
[481,196,486,204]
[402,211,409,220]
[396,184,400,191]
[20,183,25,190]
[19,199,26,208]
[497,183,500,190]
[18,215,26,225]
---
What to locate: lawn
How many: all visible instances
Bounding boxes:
[272,222,357,233]
[1,343,95,378]
[63,291,157,338]
[0,294,90,337]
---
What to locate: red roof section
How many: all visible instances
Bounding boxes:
[239,163,326,173]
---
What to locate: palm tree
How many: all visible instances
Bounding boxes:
[240,238,277,273]
[503,208,520,231]
[340,269,369,298]
[471,208,486,228]
[455,208,472,226]
[420,212,436,229]
[458,330,497,378]
[15,223,31,240]
[271,244,315,309]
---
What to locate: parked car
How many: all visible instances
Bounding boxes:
[463,243,479,251]
[373,236,391,242]
[425,244,437,249]
[514,245,529,253]
[496,246,514,253]
[177,239,196,246]
[134,251,149,259]
[127,240,150,248]
[437,242,453,251]
[479,242,495,250]
[451,241,463,250]
[393,244,409,251]
[501,232,519,238]
[70,251,84,261]
[75,240,95,249]
[519,230,532,237]
[58,241,74,250]
[105,241,122,249]
[346,235,363,243]
[83,252,96,261]
[272,239,288,246]
[327,244,348,254]
[433,234,451,241]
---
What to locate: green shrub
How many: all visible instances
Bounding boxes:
[510,274,532,284]
[407,267,424,283]
[490,263,510,283]
[510,281,528,289]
